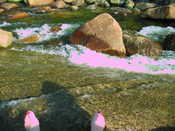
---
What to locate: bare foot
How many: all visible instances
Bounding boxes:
[24,111,40,131]
[91,112,105,131]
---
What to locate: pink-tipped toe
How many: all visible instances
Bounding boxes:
[91,112,105,131]
[24,111,39,129]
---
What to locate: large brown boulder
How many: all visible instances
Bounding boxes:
[26,0,54,7]
[0,29,13,48]
[70,13,126,57]
[142,4,175,19]
[123,32,162,58]
[163,33,175,50]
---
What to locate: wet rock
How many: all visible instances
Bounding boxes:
[17,34,40,44]
[63,0,75,4]
[0,7,4,13]
[86,4,97,9]
[0,2,19,10]
[33,6,53,14]
[70,5,79,10]
[85,0,95,4]
[124,0,134,9]
[96,0,110,7]
[70,13,126,57]
[123,32,162,58]
[50,26,62,32]
[52,0,67,9]
[74,0,85,7]
[163,33,175,50]
[26,0,54,7]
[9,11,30,19]
[0,29,13,48]
[0,0,7,3]
[110,7,132,16]
[110,0,125,6]
[142,4,175,20]
[135,2,157,11]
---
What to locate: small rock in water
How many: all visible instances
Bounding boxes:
[9,11,30,19]
[0,2,19,10]
[52,0,67,9]
[26,0,54,7]
[0,7,4,13]
[17,34,41,44]
[0,29,14,48]
[50,26,62,32]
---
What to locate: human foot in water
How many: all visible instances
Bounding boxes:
[91,112,105,131]
[24,111,40,131]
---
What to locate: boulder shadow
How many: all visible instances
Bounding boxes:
[40,81,91,131]
[0,81,91,131]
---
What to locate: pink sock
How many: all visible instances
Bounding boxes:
[91,112,105,131]
[24,111,40,129]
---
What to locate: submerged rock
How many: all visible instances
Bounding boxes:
[123,32,162,58]
[163,33,175,50]
[142,4,175,19]
[26,0,54,7]
[0,29,13,48]
[70,13,126,57]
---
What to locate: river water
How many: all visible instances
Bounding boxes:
[0,9,175,131]
[2,21,175,74]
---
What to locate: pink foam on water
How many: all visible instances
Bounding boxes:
[69,49,148,73]
[24,111,39,128]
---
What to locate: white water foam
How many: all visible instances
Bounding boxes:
[13,23,80,42]
[12,24,175,75]
[0,21,11,27]
[137,26,175,42]
[12,44,175,74]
